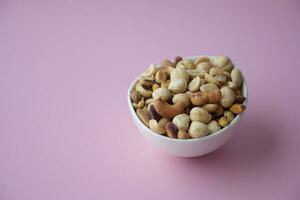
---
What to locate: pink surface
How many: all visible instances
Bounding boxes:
[1,0,300,199]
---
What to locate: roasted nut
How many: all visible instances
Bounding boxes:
[161,59,175,67]
[235,95,246,104]
[207,120,221,133]
[214,74,227,84]
[218,117,229,127]
[155,70,169,84]
[190,90,222,106]
[176,59,194,69]
[210,56,230,68]
[224,111,235,122]
[165,122,178,138]
[200,83,219,92]
[228,68,243,89]
[132,98,144,109]
[189,121,209,138]
[145,98,154,105]
[153,99,185,119]
[172,113,190,131]
[170,68,189,82]
[161,79,171,88]
[204,73,220,85]
[196,62,212,72]
[220,62,233,71]
[149,119,166,134]
[136,82,152,98]
[130,90,140,103]
[209,67,231,78]
[202,104,218,112]
[220,86,235,108]
[186,69,207,78]
[229,103,246,114]
[158,118,170,128]
[141,64,157,78]
[177,130,190,139]
[141,79,155,89]
[136,109,150,126]
[185,90,194,98]
[152,83,160,91]
[152,87,172,101]
[174,56,183,65]
[172,93,190,108]
[194,56,210,65]
[168,79,187,93]
[188,76,201,92]
[148,104,162,121]
[190,107,211,123]
[213,105,224,116]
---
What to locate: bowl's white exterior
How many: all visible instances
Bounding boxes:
[128,56,248,157]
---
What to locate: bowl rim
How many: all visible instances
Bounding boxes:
[127,55,248,143]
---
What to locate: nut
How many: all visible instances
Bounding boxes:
[168,79,187,93]
[185,90,193,98]
[194,56,210,65]
[204,73,220,85]
[210,56,230,68]
[176,59,194,69]
[141,64,157,78]
[209,67,231,78]
[145,98,154,105]
[190,107,211,123]
[220,86,235,108]
[188,76,201,92]
[133,98,144,109]
[196,62,212,72]
[224,111,235,122]
[202,104,218,112]
[177,130,190,139]
[130,90,140,103]
[161,59,175,67]
[135,82,152,98]
[172,113,190,131]
[207,120,221,133]
[235,95,246,104]
[140,79,155,89]
[158,118,170,128]
[165,122,178,138]
[186,69,207,78]
[214,74,227,84]
[190,90,222,106]
[213,105,224,116]
[155,70,169,84]
[218,117,229,128]
[149,119,166,134]
[152,83,160,91]
[136,109,150,126]
[228,68,243,89]
[161,79,171,88]
[148,104,162,121]
[172,93,190,108]
[229,103,246,114]
[219,62,233,71]
[200,83,219,92]
[170,68,189,82]
[189,121,209,138]
[152,87,172,101]
[174,56,183,65]
[153,99,185,119]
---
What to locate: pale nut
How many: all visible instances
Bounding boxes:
[185,91,194,98]
[152,87,172,101]
[172,93,190,108]
[153,99,185,119]
[210,56,230,68]
[158,118,170,128]
[132,98,144,109]
[189,121,209,138]
[186,69,207,78]
[177,130,190,139]
[229,103,246,114]
[140,79,155,89]
[141,64,157,78]
[168,79,187,93]
[172,113,190,131]
[165,122,179,138]
[161,59,175,67]
[149,119,166,134]
[190,107,211,124]
[170,68,189,82]
[161,79,171,88]
[228,68,243,89]
[224,111,235,122]
[214,74,227,84]
[194,56,210,65]
[142,105,148,111]
[202,104,218,112]
[155,70,169,84]
[190,90,222,106]
[145,98,154,105]
[204,73,220,85]
[188,76,201,92]
[135,82,152,98]
[176,59,194,70]
[209,67,231,78]
[219,61,233,71]
[196,62,212,72]
[136,109,150,126]
[213,105,224,116]
[200,83,219,92]
[207,120,221,133]
[220,86,235,108]
[218,117,229,128]
[152,83,160,91]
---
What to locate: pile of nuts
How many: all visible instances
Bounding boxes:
[130,56,246,139]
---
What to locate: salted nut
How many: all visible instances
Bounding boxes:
[136,109,150,126]
[149,119,166,134]
[135,82,152,98]
[220,86,235,108]
[141,64,157,78]
[204,73,220,85]
[224,111,235,122]
[170,68,189,82]
[186,69,206,78]
[190,107,211,123]
[190,90,222,106]
[177,130,190,139]
[207,120,221,133]
[188,76,201,92]
[161,59,175,67]
[229,103,245,114]
[165,122,179,138]
[210,56,230,68]
[194,56,210,65]
[202,104,218,113]
[172,113,190,131]
[218,117,229,128]
[155,70,169,84]
[168,79,187,93]
[228,68,243,89]
[196,62,211,72]
[152,87,172,101]
[172,93,190,108]
[176,59,194,70]
[189,121,209,138]
[153,99,185,119]
[200,83,219,92]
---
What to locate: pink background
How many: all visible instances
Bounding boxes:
[1,0,300,199]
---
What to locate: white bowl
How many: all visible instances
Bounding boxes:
[128,56,248,157]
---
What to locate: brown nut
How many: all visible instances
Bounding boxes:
[194,56,210,65]
[149,119,166,134]
[235,95,246,104]
[213,105,224,116]
[177,130,190,139]
[148,104,162,121]
[136,109,150,126]
[218,117,229,128]
[155,70,169,84]
[224,111,235,122]
[174,56,183,65]
[229,103,246,114]
[165,122,179,138]
[161,59,175,67]
[130,90,140,103]
[190,90,222,106]
[153,99,185,119]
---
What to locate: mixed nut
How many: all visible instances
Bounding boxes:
[131,56,246,139]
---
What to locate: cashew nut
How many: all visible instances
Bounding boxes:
[149,119,166,134]
[172,93,190,108]
[161,79,171,88]
[188,76,201,92]
[207,120,221,133]
[189,121,209,138]
[170,68,189,82]
[190,90,222,106]
[172,113,190,131]
[202,104,218,112]
[228,68,243,89]
[190,107,211,123]
[209,67,231,78]
[200,83,219,92]
[224,111,235,122]
[153,99,185,119]
[152,87,172,101]
[155,69,169,84]
[136,109,150,126]
[168,79,187,93]
[219,62,233,71]
[194,56,210,65]
[204,73,220,85]
[176,59,194,70]
[141,64,157,78]
[135,82,152,98]
[196,62,212,72]
[220,86,235,108]
[177,130,190,139]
